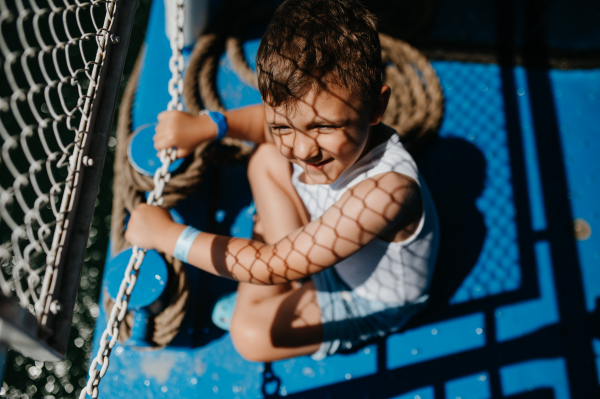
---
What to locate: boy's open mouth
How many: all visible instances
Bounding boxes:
[306,158,333,170]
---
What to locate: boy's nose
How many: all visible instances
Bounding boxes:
[292,132,319,161]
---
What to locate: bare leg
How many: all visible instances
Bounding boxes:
[237,143,310,301]
[231,280,322,362]
[230,144,323,361]
[248,143,310,244]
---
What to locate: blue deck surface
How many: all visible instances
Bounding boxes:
[91,0,600,397]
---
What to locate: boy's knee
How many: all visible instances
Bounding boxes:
[247,143,282,181]
[230,310,273,363]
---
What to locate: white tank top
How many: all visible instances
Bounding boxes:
[292,132,439,304]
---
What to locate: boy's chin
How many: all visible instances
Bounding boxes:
[305,168,340,185]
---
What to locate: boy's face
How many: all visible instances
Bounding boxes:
[265,85,383,185]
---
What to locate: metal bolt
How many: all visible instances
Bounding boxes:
[573,218,591,241]
[110,34,120,44]
[83,156,94,167]
[50,300,62,314]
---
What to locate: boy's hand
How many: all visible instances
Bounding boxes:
[154,111,219,158]
[125,204,176,250]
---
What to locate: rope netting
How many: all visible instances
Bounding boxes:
[0,0,119,326]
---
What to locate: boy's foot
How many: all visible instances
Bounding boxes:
[211,291,238,331]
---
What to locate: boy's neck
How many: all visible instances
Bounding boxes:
[358,123,392,160]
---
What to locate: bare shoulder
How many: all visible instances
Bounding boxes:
[330,172,421,240]
[354,172,422,242]
[344,172,420,211]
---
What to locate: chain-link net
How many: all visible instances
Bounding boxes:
[0,0,119,327]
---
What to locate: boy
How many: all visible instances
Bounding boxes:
[125,0,439,362]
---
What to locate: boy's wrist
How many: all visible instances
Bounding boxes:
[155,222,187,256]
[200,110,227,141]
[173,226,202,263]
[195,113,218,141]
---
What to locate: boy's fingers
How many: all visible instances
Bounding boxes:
[154,121,167,136]
[153,128,174,149]
[176,148,189,158]
[153,137,168,150]
[157,111,168,121]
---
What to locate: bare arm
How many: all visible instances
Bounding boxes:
[154,104,268,157]
[126,172,420,284]
[221,105,268,143]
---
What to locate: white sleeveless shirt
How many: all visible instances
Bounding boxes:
[292,132,439,305]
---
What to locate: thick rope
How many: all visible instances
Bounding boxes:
[379,33,444,155]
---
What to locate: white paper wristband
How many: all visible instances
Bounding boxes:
[173,226,201,263]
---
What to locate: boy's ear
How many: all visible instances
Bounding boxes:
[369,85,391,125]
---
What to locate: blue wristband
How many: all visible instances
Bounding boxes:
[173,226,201,263]
[201,110,227,141]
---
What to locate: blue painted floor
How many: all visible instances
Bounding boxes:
[90,0,600,397]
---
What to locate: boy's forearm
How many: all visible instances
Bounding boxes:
[127,207,305,283]
[158,222,308,284]
[223,105,269,144]
[154,222,231,278]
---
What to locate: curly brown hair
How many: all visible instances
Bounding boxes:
[256,0,384,111]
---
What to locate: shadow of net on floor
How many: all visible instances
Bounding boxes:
[412,136,487,321]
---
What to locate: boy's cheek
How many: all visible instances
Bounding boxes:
[322,143,359,167]
[318,131,358,153]
[275,138,294,159]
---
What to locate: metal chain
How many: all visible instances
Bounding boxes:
[79,0,185,397]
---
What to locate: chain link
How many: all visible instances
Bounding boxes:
[79,0,185,397]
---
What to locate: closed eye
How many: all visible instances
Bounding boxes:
[270,125,292,134]
[314,125,336,131]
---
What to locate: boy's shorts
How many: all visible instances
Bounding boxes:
[310,268,429,361]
